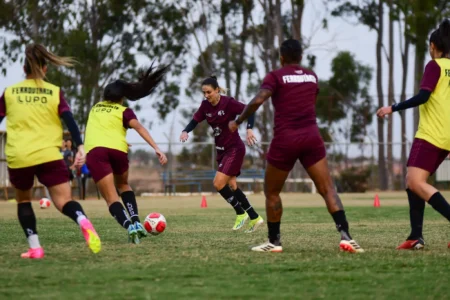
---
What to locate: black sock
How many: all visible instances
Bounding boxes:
[109,201,131,229]
[331,210,352,240]
[18,202,37,237]
[428,192,450,222]
[62,201,87,224]
[121,191,140,223]
[233,188,258,219]
[267,222,281,244]
[406,188,425,239]
[218,186,245,215]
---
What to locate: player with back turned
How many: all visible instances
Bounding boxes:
[229,39,364,253]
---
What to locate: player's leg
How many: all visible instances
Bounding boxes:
[305,157,364,253]
[398,138,449,249]
[8,165,44,259]
[115,170,147,238]
[229,177,264,233]
[38,160,101,254]
[86,148,138,244]
[213,171,247,230]
[251,162,288,252]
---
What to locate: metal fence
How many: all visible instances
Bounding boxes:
[2,132,450,199]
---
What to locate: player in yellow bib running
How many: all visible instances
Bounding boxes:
[84,64,169,244]
[0,44,101,259]
[377,19,450,250]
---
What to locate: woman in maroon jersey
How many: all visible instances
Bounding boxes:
[229,39,363,253]
[180,76,264,233]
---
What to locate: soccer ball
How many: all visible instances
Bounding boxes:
[144,213,166,235]
[39,198,51,209]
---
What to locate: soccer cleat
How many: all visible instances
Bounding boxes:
[80,219,102,254]
[251,241,283,252]
[20,247,45,259]
[128,224,140,244]
[245,216,264,233]
[134,221,147,239]
[232,213,249,231]
[340,239,364,253]
[397,238,425,250]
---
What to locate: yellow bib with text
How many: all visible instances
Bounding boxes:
[416,58,450,150]
[84,101,128,154]
[4,79,63,168]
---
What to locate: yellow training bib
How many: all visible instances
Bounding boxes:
[4,79,63,168]
[416,58,450,150]
[84,101,128,154]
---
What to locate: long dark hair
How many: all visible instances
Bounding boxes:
[430,19,450,58]
[201,76,227,94]
[103,63,170,102]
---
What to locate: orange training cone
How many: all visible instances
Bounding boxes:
[374,194,380,207]
[200,195,208,208]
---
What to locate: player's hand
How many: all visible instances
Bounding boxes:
[180,131,189,142]
[246,129,257,146]
[74,145,86,168]
[376,106,393,118]
[155,149,168,165]
[228,120,238,133]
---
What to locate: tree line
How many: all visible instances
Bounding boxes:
[0,0,449,190]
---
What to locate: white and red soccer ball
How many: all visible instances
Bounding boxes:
[39,198,51,209]
[144,212,166,235]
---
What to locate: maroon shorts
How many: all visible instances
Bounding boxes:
[216,144,245,177]
[407,138,449,174]
[86,147,129,183]
[267,129,326,172]
[8,159,70,190]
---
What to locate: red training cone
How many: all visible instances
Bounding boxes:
[200,195,208,208]
[374,194,380,207]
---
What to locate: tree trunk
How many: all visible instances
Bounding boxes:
[413,51,425,134]
[291,0,304,41]
[387,0,394,190]
[399,18,410,190]
[234,0,252,99]
[220,1,231,91]
[376,0,388,190]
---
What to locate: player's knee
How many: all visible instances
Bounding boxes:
[213,178,226,191]
[406,175,421,194]
[316,183,332,198]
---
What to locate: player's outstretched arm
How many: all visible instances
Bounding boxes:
[180,119,198,142]
[229,89,272,132]
[129,119,167,165]
[376,89,431,118]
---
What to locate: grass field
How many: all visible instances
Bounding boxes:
[1,192,450,299]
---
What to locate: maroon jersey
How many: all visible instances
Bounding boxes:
[261,65,319,136]
[193,96,245,150]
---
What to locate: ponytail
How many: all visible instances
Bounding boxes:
[430,19,450,57]
[25,44,75,79]
[201,76,228,95]
[103,62,170,102]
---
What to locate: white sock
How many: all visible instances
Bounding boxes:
[76,214,87,225]
[27,234,41,249]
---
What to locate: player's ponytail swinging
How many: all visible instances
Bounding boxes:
[430,19,450,58]
[103,63,170,102]
[24,44,75,79]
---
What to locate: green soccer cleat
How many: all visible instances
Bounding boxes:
[134,221,148,239]
[127,224,140,244]
[245,216,264,233]
[232,213,249,231]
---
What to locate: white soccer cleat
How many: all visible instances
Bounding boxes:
[339,239,364,253]
[251,241,283,252]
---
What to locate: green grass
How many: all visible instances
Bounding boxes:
[1,196,450,299]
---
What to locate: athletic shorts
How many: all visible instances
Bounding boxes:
[267,128,326,172]
[216,144,245,177]
[8,159,69,190]
[86,147,129,183]
[407,138,449,174]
